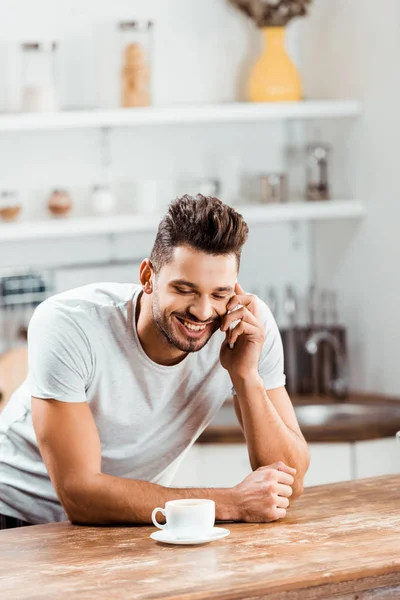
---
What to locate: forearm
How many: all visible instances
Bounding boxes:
[233,376,309,496]
[64,473,239,525]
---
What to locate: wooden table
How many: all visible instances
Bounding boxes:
[1,475,399,600]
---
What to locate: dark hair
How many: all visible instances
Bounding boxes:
[150,194,249,273]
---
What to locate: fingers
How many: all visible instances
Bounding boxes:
[237,464,296,523]
[275,495,290,509]
[276,472,295,486]
[227,295,254,313]
[228,283,258,316]
[235,282,245,295]
[275,483,293,498]
[227,320,260,346]
[268,507,287,521]
[256,463,295,486]
[221,306,258,332]
[269,461,297,475]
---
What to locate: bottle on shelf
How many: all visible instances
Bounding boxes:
[118,21,153,108]
[21,42,59,112]
[47,189,72,216]
[0,191,21,221]
[91,184,117,215]
[305,142,331,202]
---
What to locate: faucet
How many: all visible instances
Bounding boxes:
[304,330,349,399]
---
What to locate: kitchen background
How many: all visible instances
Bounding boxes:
[0,0,399,488]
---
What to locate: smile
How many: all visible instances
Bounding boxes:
[175,316,212,336]
[182,320,207,331]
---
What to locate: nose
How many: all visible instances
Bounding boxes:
[188,295,215,323]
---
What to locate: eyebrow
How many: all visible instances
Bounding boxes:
[170,279,234,293]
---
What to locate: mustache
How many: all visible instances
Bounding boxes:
[173,312,221,325]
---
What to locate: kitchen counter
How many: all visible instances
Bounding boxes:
[199,393,400,443]
[1,475,399,599]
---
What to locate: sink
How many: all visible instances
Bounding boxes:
[294,403,400,427]
[204,399,400,443]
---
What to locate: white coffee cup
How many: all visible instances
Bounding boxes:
[151,499,215,539]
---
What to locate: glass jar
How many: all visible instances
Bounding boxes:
[0,191,21,221]
[305,142,331,202]
[21,42,59,112]
[259,173,288,204]
[47,189,72,216]
[118,21,153,108]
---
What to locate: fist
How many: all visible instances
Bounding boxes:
[232,461,296,522]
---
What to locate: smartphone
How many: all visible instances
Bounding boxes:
[227,304,242,349]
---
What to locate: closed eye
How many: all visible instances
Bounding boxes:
[173,286,229,300]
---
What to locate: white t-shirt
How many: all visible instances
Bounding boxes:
[0,283,285,524]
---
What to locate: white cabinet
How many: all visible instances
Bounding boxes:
[169,446,202,488]
[354,438,399,479]
[171,443,354,489]
[196,444,252,488]
[170,444,252,488]
[170,438,399,490]
[304,443,353,487]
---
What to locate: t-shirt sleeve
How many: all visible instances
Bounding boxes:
[256,298,286,390]
[27,301,93,403]
[231,297,286,396]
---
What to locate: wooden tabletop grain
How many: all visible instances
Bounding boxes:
[1,475,399,600]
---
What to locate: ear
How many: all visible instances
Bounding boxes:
[139,259,154,294]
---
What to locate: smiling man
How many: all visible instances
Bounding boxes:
[0,194,309,529]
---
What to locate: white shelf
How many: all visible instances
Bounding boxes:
[241,199,366,222]
[0,200,365,242]
[0,101,361,132]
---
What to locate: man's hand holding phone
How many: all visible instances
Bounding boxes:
[219,282,265,382]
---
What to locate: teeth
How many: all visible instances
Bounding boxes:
[182,320,207,332]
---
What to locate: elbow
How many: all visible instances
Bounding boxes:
[292,449,310,500]
[63,495,91,525]
[58,479,98,525]
[65,504,90,525]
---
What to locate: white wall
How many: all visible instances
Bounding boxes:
[1,1,394,395]
[0,0,313,330]
[299,0,400,395]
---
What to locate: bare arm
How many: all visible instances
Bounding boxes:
[233,380,310,498]
[32,397,295,525]
[219,285,309,499]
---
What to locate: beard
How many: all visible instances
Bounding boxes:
[152,290,220,353]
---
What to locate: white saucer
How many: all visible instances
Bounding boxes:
[150,526,230,546]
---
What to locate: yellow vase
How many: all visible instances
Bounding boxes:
[248,27,302,102]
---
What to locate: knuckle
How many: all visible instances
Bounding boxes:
[264,488,276,505]
[264,470,276,481]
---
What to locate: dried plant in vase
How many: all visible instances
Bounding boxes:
[228,0,313,102]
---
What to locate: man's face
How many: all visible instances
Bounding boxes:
[151,245,238,353]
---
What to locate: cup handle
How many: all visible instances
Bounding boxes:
[151,507,167,530]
